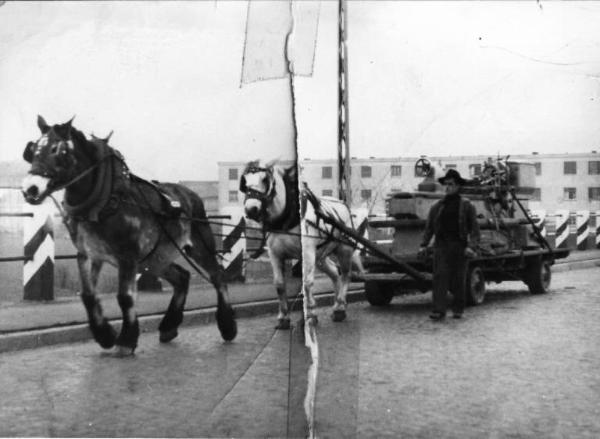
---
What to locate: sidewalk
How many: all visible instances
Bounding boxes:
[0,249,598,352]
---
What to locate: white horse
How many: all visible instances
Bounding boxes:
[240,160,360,327]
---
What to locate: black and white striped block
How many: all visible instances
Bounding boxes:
[575,210,590,251]
[221,214,246,282]
[553,210,570,249]
[530,209,547,238]
[595,212,600,249]
[23,200,54,301]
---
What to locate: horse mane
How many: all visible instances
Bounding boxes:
[243,160,261,174]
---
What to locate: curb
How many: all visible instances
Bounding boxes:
[553,258,600,273]
[0,286,364,354]
[0,259,597,354]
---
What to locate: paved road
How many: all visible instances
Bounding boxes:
[313,268,600,438]
[0,314,310,438]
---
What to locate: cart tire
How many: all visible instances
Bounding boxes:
[365,281,394,306]
[466,266,486,306]
[526,259,551,295]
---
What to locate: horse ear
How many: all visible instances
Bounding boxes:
[23,141,36,163]
[64,115,75,136]
[239,175,247,193]
[37,115,50,134]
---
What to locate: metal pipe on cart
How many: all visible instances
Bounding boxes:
[509,188,554,256]
[311,207,430,289]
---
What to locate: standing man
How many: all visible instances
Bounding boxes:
[418,169,480,320]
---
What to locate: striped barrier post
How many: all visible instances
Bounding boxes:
[221,214,246,282]
[554,210,570,249]
[575,211,590,251]
[595,212,600,249]
[530,209,547,238]
[23,199,54,301]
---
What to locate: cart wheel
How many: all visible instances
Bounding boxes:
[526,259,551,295]
[365,281,394,306]
[466,266,486,306]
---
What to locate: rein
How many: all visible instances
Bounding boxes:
[41,152,117,196]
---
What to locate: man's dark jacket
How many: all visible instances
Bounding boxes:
[421,196,480,249]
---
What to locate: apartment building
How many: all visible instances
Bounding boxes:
[218,152,600,215]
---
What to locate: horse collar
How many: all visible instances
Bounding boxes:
[63,140,129,222]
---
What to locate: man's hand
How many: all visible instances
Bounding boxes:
[464,247,477,258]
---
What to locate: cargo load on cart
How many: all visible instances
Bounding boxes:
[360,156,570,306]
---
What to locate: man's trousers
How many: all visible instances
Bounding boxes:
[432,240,467,315]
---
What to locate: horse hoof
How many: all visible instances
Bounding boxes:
[159,329,178,343]
[216,306,238,342]
[114,345,135,357]
[95,322,117,349]
[332,310,347,322]
[275,319,291,330]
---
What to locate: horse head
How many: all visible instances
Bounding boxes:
[239,159,282,223]
[21,115,94,204]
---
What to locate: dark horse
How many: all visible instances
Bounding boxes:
[21,116,237,355]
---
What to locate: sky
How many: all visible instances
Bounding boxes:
[1,1,600,181]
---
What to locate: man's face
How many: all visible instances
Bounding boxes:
[443,178,460,195]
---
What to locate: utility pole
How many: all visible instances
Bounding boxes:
[337,0,351,206]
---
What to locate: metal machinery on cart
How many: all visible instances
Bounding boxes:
[360,156,571,306]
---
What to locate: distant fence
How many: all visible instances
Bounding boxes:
[2,184,599,301]
[529,210,600,251]
[0,187,251,301]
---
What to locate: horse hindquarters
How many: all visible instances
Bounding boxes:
[189,218,237,341]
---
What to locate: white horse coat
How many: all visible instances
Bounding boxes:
[240,161,360,326]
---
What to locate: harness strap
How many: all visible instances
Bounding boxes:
[264,166,300,232]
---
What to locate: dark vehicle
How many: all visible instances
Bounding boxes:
[360,157,570,306]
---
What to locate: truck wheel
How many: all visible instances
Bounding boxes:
[526,259,551,294]
[466,266,486,306]
[365,281,394,306]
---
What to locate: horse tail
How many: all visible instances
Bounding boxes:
[189,195,219,265]
[187,192,237,341]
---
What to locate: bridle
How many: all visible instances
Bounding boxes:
[25,132,122,208]
[241,166,277,215]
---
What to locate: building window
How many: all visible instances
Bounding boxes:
[228,191,238,202]
[361,166,372,178]
[445,164,457,169]
[531,188,541,201]
[228,168,238,181]
[322,166,332,179]
[589,187,600,201]
[322,189,333,197]
[563,187,576,201]
[469,164,482,176]
[390,187,402,193]
[563,161,577,175]
[534,162,542,176]
[360,189,372,200]
[589,161,600,175]
[390,165,402,177]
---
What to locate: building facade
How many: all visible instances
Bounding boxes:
[218,152,600,215]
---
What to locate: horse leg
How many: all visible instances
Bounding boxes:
[78,255,116,349]
[188,225,237,341]
[270,255,290,330]
[115,260,140,355]
[158,263,190,343]
[333,250,353,322]
[302,242,318,325]
[317,256,346,322]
